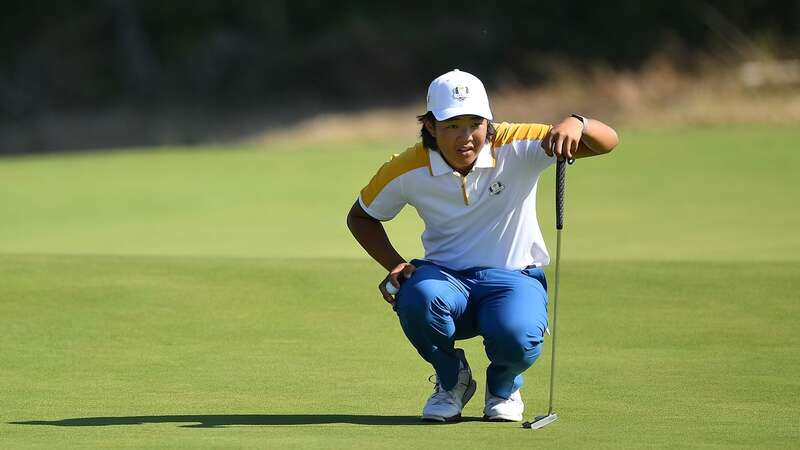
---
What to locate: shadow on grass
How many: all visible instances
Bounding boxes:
[10,414,485,428]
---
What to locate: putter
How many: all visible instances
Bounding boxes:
[523,157,571,430]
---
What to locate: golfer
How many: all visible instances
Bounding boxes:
[347,69,618,422]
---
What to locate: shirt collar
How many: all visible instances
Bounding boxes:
[428,142,495,176]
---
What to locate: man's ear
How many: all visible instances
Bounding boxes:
[424,119,436,137]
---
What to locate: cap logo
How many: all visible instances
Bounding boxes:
[452,85,470,101]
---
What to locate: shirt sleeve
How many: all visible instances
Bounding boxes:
[358,159,408,221]
[493,122,555,173]
[520,133,556,174]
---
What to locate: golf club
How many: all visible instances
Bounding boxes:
[523,156,571,430]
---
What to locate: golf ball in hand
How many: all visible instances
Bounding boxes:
[384,281,399,295]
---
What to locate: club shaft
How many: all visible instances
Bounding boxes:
[547,228,562,415]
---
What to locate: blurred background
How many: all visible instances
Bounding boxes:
[1,0,799,154]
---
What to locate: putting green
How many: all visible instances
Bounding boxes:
[2,256,797,448]
[1,125,798,448]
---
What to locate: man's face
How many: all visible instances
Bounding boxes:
[426,115,488,173]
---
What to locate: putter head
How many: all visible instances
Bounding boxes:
[522,413,558,429]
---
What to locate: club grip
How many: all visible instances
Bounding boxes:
[556,158,567,230]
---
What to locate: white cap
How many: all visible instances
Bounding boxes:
[426,69,493,121]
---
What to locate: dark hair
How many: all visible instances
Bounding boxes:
[417,112,496,152]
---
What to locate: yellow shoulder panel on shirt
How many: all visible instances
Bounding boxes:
[491,122,551,148]
[360,143,430,207]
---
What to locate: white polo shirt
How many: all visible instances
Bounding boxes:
[359,122,555,271]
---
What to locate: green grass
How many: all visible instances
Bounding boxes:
[1,126,798,260]
[1,126,799,448]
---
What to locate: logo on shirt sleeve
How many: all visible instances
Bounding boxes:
[488,181,505,195]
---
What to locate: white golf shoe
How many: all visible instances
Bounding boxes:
[421,350,477,422]
[484,388,524,421]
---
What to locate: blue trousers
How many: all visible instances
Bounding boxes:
[395,259,549,399]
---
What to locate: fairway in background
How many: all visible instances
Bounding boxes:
[1,126,798,261]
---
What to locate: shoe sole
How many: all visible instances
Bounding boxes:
[421,378,477,423]
[422,413,462,422]
[482,414,523,422]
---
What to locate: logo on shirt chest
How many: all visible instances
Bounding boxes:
[488,181,505,195]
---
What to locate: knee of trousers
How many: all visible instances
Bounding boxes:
[395,283,454,333]
[484,327,543,370]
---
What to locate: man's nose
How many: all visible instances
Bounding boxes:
[458,127,473,142]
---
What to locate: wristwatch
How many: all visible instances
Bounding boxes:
[570,114,588,132]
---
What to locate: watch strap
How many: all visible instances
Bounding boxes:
[570,114,588,132]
